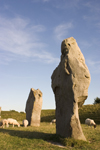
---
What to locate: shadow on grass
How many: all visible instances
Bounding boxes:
[0,128,90,148]
[0,128,56,141]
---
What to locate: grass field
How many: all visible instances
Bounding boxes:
[0,104,100,150]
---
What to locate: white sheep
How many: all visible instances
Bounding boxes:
[22,119,28,127]
[85,118,96,128]
[0,119,9,128]
[7,118,20,127]
[50,119,56,125]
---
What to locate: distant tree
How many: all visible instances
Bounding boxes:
[93,97,100,104]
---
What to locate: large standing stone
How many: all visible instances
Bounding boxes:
[25,88,43,126]
[51,37,91,141]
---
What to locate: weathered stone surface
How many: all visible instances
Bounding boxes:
[51,37,91,141]
[25,88,43,126]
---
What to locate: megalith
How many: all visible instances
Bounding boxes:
[25,88,43,126]
[51,37,91,141]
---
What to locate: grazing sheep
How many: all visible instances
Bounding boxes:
[85,118,96,128]
[50,119,56,125]
[0,119,9,128]
[22,119,28,127]
[7,118,20,127]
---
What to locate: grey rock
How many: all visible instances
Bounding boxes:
[25,88,43,126]
[51,37,91,141]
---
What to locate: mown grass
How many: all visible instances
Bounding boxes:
[0,104,100,150]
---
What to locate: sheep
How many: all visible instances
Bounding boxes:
[0,119,9,128]
[50,119,56,125]
[7,118,20,127]
[22,119,28,127]
[85,118,96,128]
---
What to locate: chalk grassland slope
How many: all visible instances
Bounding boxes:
[1,110,26,121]
[1,110,55,122]
[1,104,100,124]
[41,104,100,124]
[79,104,100,124]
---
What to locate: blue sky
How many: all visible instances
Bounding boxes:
[0,0,100,112]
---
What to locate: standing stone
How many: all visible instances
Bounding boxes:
[51,37,91,141]
[25,88,43,126]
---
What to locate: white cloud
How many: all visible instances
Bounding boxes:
[43,0,49,2]
[79,40,92,49]
[31,0,49,2]
[84,2,100,13]
[51,0,81,9]
[32,0,80,6]
[79,38,100,74]
[0,15,59,64]
[31,50,59,64]
[87,59,100,66]
[54,22,73,41]
[83,2,100,23]
[86,59,100,74]
[95,22,100,32]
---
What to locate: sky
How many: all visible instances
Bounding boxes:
[0,0,100,112]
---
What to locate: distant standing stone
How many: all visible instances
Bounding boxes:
[51,37,91,141]
[25,88,43,126]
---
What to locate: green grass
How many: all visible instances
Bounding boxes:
[0,123,100,150]
[0,104,100,150]
[1,110,26,121]
[41,109,55,122]
[79,104,100,124]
